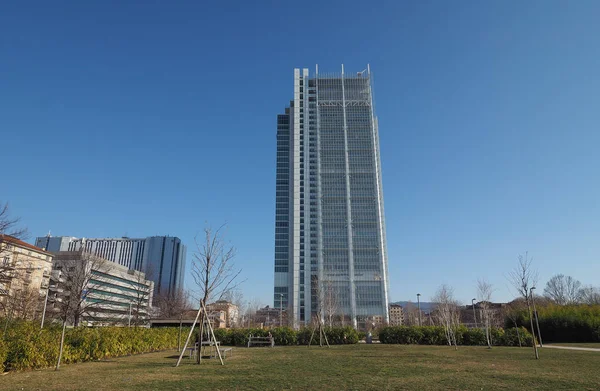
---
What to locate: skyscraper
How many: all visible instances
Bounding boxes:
[274,65,390,329]
[35,235,186,296]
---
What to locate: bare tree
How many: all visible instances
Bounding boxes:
[153,288,191,351]
[55,252,115,327]
[544,274,582,305]
[176,225,242,367]
[191,225,242,306]
[155,288,191,319]
[2,286,42,321]
[245,297,263,327]
[0,201,28,239]
[477,279,494,348]
[507,252,539,359]
[402,302,419,326]
[579,285,600,305]
[432,285,460,349]
[126,267,154,327]
[311,276,340,327]
[0,202,28,299]
[322,279,340,327]
[53,251,113,370]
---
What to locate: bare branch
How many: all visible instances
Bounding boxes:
[507,252,538,301]
[431,285,460,349]
[544,274,582,305]
[477,279,494,348]
[0,201,28,239]
[191,224,243,306]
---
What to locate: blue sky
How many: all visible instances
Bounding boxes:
[1,1,599,306]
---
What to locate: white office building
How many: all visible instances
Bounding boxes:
[36,235,185,296]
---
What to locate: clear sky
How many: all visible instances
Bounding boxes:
[2,1,599,306]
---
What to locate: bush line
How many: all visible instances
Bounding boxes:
[379,326,533,346]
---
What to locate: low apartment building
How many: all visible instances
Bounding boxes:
[48,251,154,326]
[389,304,404,326]
[0,235,53,319]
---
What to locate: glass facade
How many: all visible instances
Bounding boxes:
[274,66,389,328]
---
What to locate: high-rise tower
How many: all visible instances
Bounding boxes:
[274,65,389,329]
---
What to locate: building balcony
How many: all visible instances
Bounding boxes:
[50,285,64,293]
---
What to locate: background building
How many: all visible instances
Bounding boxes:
[0,235,52,320]
[255,305,287,328]
[36,235,185,296]
[206,300,239,328]
[273,66,390,329]
[48,251,154,326]
[389,304,404,326]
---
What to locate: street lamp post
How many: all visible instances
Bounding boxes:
[417,293,422,326]
[41,284,50,328]
[471,298,478,328]
[530,287,543,347]
[279,294,283,327]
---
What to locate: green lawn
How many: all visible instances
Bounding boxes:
[2,344,599,391]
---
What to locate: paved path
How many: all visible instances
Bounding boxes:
[543,345,600,352]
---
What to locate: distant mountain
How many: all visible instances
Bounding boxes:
[391,301,437,313]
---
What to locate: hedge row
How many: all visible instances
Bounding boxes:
[509,304,600,343]
[1,320,184,372]
[212,326,359,346]
[378,326,533,346]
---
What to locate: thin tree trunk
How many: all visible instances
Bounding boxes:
[197,312,205,364]
[56,319,67,371]
[2,314,10,338]
[178,315,183,351]
[513,320,522,347]
[527,299,539,359]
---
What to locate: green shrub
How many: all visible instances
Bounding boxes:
[271,327,297,346]
[500,327,533,347]
[0,320,182,371]
[507,304,600,343]
[379,325,533,347]
[420,326,446,345]
[296,328,312,345]
[324,326,359,344]
[462,328,487,346]
[0,338,7,372]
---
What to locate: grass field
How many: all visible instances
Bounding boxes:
[1,344,599,391]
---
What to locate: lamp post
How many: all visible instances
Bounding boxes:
[279,294,284,327]
[417,293,422,326]
[41,283,50,328]
[41,267,59,329]
[530,287,543,347]
[128,302,132,327]
[471,298,478,328]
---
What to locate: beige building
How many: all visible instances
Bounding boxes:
[389,304,404,326]
[206,300,239,328]
[0,235,53,319]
